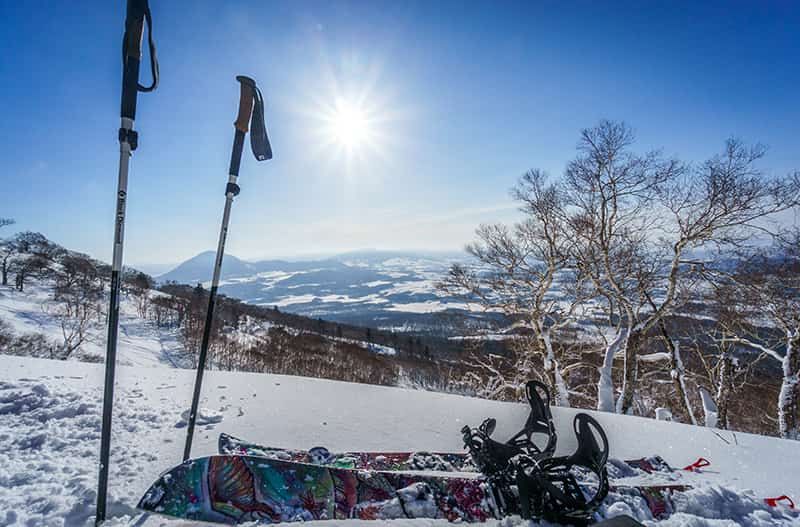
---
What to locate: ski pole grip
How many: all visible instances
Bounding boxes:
[120,0,148,120]
[124,3,145,60]
[234,76,256,133]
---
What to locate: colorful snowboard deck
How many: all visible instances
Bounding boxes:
[219,433,690,479]
[138,455,499,525]
[216,434,691,521]
[138,454,690,524]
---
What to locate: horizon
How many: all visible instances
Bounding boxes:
[2,1,799,267]
[138,246,471,274]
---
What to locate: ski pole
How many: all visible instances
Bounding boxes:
[183,76,272,461]
[96,0,158,524]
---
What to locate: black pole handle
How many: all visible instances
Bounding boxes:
[123,2,145,60]
[121,0,158,120]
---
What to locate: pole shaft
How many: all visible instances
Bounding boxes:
[96,117,133,524]
[183,167,239,461]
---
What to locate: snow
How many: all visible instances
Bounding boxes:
[175,407,224,427]
[328,335,398,356]
[0,284,186,368]
[655,408,674,421]
[1,354,799,526]
[449,334,517,342]
[386,300,471,313]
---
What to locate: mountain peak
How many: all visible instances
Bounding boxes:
[158,251,251,283]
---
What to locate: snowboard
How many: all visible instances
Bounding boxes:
[138,454,499,524]
[138,454,688,524]
[219,432,686,479]
[217,433,689,521]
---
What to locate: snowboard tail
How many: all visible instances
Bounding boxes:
[138,455,499,524]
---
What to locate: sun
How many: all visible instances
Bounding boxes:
[321,99,375,153]
[299,70,400,171]
[330,101,370,150]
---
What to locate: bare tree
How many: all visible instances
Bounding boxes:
[124,270,155,318]
[0,239,15,286]
[0,217,19,286]
[714,234,800,439]
[8,232,64,291]
[440,171,587,405]
[11,255,51,292]
[680,285,765,430]
[565,122,798,414]
[48,253,104,359]
[48,298,98,359]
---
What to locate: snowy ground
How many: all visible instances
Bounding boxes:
[1,355,799,526]
[0,284,186,367]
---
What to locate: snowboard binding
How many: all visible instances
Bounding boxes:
[461,380,557,479]
[514,413,610,525]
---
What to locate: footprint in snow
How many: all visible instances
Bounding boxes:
[175,408,224,428]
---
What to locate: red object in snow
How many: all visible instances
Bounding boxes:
[764,495,795,509]
[682,457,711,472]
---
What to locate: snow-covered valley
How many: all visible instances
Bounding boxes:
[156,250,483,333]
[2,354,799,526]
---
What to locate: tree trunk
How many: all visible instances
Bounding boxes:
[778,328,800,440]
[619,328,644,414]
[597,326,628,412]
[666,336,698,425]
[714,353,732,430]
[541,330,570,407]
[699,386,719,428]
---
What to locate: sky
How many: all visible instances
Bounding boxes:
[0,1,798,268]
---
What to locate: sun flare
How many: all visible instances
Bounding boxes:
[302,72,399,171]
[320,99,376,154]
[330,101,370,150]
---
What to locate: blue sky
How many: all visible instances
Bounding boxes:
[0,1,798,267]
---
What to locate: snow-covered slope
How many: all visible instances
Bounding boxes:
[0,284,186,367]
[1,355,798,526]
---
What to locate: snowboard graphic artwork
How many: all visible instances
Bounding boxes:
[138,455,499,524]
[216,433,692,521]
[138,455,690,524]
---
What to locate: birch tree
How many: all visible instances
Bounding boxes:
[440,171,586,406]
[565,122,798,414]
[719,234,800,439]
[0,218,14,284]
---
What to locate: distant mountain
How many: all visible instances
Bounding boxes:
[159,251,258,284]
[158,251,349,285]
[156,250,484,332]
